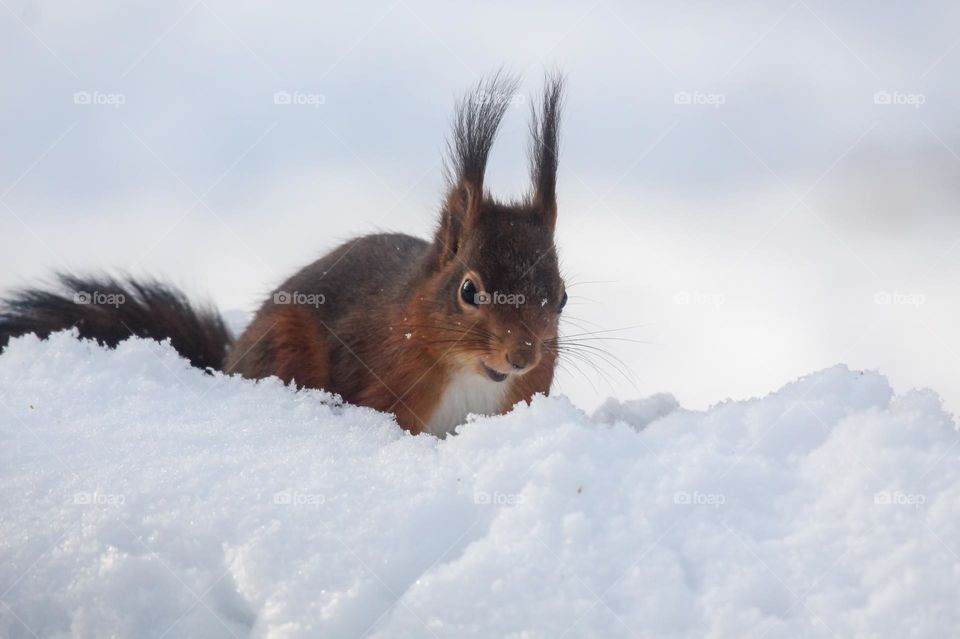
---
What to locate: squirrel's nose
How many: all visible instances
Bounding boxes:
[506,347,537,371]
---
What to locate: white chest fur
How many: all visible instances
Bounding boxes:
[426,370,510,436]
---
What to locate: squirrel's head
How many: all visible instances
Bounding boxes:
[421,73,566,383]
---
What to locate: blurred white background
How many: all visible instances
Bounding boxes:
[2,0,958,414]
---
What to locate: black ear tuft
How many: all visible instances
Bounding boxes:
[444,70,520,195]
[435,72,520,264]
[529,72,565,228]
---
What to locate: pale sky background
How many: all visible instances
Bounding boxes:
[2,0,958,415]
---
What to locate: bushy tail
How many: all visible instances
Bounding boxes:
[0,274,231,371]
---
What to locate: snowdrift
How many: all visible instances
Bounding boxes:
[1,332,958,638]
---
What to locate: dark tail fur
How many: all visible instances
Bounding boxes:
[0,274,231,371]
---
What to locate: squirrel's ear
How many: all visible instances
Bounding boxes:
[436,181,482,263]
[435,72,519,263]
[529,72,564,232]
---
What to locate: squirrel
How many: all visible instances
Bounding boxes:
[0,73,567,436]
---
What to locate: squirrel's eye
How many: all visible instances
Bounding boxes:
[461,279,479,306]
[559,290,568,311]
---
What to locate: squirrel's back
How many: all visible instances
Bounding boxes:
[225,232,430,398]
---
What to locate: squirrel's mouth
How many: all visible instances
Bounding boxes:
[480,361,509,383]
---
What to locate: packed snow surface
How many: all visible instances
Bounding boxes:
[1,332,958,638]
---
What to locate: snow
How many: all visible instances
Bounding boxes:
[1,332,958,638]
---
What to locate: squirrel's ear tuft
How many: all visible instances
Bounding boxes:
[436,71,519,263]
[444,70,519,194]
[529,72,565,232]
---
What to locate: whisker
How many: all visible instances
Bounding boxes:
[550,336,651,346]
[551,347,621,394]
[554,325,651,340]
[565,279,618,288]
[550,342,640,392]
[556,316,597,334]
[553,357,601,396]
[560,313,609,332]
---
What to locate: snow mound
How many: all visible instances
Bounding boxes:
[1,332,958,638]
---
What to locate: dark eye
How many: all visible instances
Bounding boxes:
[460,279,479,306]
[559,290,568,311]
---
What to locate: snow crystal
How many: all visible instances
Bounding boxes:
[1,332,957,638]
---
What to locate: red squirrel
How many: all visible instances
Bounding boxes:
[0,73,567,436]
